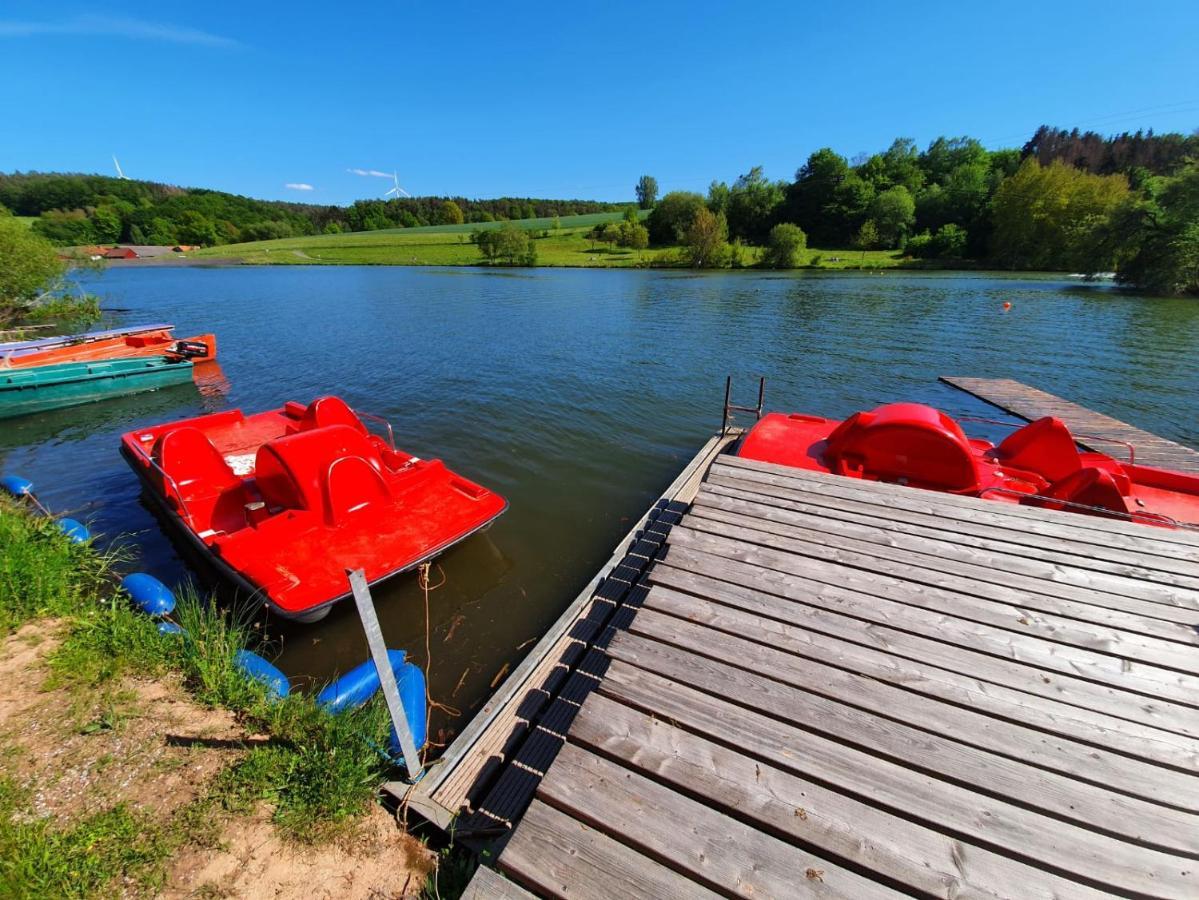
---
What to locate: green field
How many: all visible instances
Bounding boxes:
[370,210,636,236]
[193,211,906,270]
[14,216,36,228]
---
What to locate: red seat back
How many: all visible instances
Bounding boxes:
[824,403,981,492]
[151,427,240,506]
[297,396,367,434]
[254,424,382,521]
[325,456,391,524]
[994,417,1082,484]
[1039,467,1129,517]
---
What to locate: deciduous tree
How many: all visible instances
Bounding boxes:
[0,218,67,324]
[725,166,785,244]
[867,186,916,248]
[683,208,730,268]
[439,200,465,225]
[635,175,659,209]
[646,191,705,245]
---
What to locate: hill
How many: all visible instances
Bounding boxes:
[0,171,627,248]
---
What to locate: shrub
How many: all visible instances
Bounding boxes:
[475,222,536,265]
[761,223,807,268]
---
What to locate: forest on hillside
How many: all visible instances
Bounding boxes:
[0,173,620,247]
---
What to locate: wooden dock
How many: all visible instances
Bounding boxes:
[458,458,1199,898]
[385,431,740,832]
[940,375,1199,474]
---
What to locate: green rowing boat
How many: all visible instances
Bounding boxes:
[0,357,194,419]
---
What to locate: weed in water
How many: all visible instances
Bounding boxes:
[420,845,477,900]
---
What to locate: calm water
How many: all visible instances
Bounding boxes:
[3,266,1198,745]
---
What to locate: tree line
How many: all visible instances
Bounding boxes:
[637,125,1199,294]
[0,172,623,248]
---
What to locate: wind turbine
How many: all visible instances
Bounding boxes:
[384,171,410,199]
[113,155,130,180]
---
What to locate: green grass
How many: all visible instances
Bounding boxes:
[0,498,411,897]
[52,585,397,842]
[14,216,37,229]
[0,497,125,634]
[192,214,909,271]
[0,779,173,899]
[370,210,638,235]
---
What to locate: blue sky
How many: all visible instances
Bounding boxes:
[2,1,1197,205]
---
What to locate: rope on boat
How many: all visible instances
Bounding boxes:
[417,561,461,762]
[979,486,1199,531]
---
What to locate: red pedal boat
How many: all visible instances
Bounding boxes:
[738,403,1199,528]
[120,396,507,621]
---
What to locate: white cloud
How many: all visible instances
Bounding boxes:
[285,183,314,191]
[347,168,393,178]
[0,15,238,48]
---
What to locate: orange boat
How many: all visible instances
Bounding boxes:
[1,330,217,369]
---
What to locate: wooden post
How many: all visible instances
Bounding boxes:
[347,568,423,782]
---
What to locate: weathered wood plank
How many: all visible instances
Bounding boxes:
[715,454,1199,555]
[713,455,1199,555]
[688,495,1199,642]
[538,743,898,899]
[499,800,721,900]
[604,630,1199,853]
[643,579,1198,770]
[700,479,1199,599]
[698,480,1199,610]
[461,865,539,900]
[598,659,1198,897]
[626,603,1199,809]
[650,551,1199,739]
[667,525,1199,696]
[939,376,1199,475]
[410,433,737,815]
[570,692,1105,900]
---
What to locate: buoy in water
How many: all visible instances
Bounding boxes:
[235,649,290,699]
[316,649,410,714]
[1,475,34,497]
[1003,301,1012,310]
[56,518,90,544]
[122,573,176,617]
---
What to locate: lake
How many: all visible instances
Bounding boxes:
[3,266,1197,745]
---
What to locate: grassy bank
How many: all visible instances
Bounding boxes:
[191,212,909,270]
[0,496,436,897]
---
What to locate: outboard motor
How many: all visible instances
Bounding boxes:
[169,340,211,360]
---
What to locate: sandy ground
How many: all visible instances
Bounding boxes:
[166,804,432,900]
[0,621,434,899]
